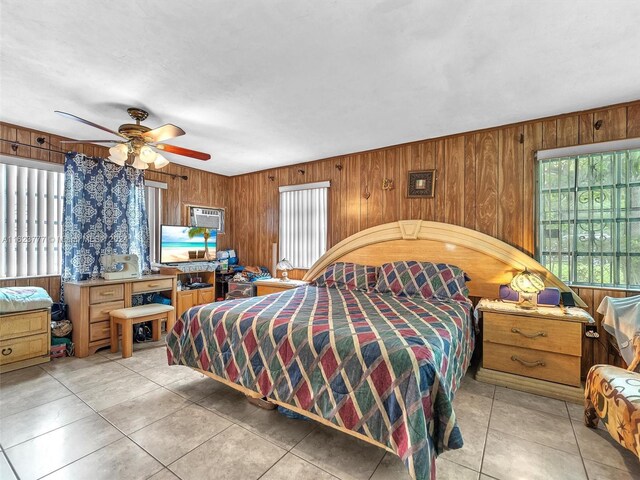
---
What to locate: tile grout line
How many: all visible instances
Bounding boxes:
[477,383,496,477]
[567,401,590,480]
[0,443,21,480]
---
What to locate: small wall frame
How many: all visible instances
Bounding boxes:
[407,170,436,198]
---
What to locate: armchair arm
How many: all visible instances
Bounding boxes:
[626,335,640,372]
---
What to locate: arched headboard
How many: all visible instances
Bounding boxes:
[303,220,586,308]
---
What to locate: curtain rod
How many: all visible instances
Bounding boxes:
[0,138,189,180]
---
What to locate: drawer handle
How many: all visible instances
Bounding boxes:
[100,291,115,296]
[511,355,545,368]
[1,347,13,356]
[511,327,547,339]
[147,283,160,287]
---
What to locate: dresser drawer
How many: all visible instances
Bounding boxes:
[89,284,124,304]
[0,333,49,365]
[484,312,582,356]
[89,301,125,323]
[132,278,173,294]
[0,310,48,340]
[90,321,111,342]
[483,342,581,387]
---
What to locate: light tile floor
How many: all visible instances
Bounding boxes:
[1,340,639,480]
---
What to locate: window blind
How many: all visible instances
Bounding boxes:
[279,181,329,269]
[144,181,165,264]
[0,161,64,278]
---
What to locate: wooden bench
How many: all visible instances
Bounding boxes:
[109,304,175,358]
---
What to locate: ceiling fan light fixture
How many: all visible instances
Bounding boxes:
[108,143,128,163]
[131,155,148,170]
[139,145,157,163]
[154,153,169,169]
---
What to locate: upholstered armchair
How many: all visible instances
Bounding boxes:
[584,335,640,461]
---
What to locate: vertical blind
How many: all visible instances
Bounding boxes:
[279,181,329,269]
[0,161,64,278]
[537,148,640,289]
[144,181,165,264]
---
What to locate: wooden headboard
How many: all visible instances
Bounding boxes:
[303,220,586,308]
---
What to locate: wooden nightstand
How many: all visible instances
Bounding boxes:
[475,299,594,403]
[254,279,308,296]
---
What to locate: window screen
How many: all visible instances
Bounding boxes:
[537,148,640,288]
[279,181,329,269]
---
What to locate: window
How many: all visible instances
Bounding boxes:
[537,146,640,289]
[279,181,329,269]
[0,158,64,278]
[145,180,165,264]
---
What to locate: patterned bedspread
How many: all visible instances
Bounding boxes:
[166,286,474,480]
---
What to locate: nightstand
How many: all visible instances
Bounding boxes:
[254,279,309,296]
[475,298,594,403]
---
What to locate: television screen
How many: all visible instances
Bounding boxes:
[160,225,217,263]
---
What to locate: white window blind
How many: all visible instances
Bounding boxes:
[279,181,329,269]
[0,160,64,278]
[145,181,165,264]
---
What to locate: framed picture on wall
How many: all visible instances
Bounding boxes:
[407,170,436,198]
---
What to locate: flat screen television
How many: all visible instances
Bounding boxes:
[160,225,217,264]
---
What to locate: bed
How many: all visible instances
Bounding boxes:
[166,220,583,480]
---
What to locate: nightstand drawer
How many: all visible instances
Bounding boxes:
[256,285,288,296]
[484,343,581,387]
[484,312,582,356]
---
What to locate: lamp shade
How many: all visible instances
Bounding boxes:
[510,269,545,294]
[139,145,157,163]
[131,155,148,170]
[154,153,169,169]
[276,259,293,271]
[108,143,128,165]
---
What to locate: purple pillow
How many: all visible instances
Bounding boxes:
[374,261,470,300]
[313,262,378,291]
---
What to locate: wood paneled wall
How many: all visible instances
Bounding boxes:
[0,121,232,301]
[230,100,640,375]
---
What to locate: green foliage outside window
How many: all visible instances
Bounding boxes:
[537,149,640,288]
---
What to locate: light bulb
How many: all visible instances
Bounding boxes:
[154,153,169,169]
[139,145,157,163]
[131,155,148,170]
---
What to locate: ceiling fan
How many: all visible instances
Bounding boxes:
[55,107,211,170]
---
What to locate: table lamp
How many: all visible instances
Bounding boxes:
[510,268,545,309]
[276,258,294,282]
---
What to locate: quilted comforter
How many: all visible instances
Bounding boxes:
[166,285,474,480]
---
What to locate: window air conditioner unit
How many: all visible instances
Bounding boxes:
[189,206,225,233]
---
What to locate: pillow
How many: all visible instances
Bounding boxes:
[374,261,470,299]
[313,262,378,291]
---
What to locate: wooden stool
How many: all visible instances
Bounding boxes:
[109,304,175,358]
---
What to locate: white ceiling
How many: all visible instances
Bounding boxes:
[1,1,640,176]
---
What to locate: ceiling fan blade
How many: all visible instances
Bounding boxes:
[144,124,185,143]
[156,144,211,160]
[54,111,128,139]
[60,139,125,144]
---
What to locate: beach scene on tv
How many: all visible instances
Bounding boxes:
[160,225,217,263]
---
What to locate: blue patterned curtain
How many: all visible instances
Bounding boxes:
[61,153,151,282]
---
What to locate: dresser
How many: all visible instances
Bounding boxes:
[475,299,594,402]
[64,275,176,357]
[254,279,309,296]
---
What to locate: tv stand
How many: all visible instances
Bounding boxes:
[159,266,216,317]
